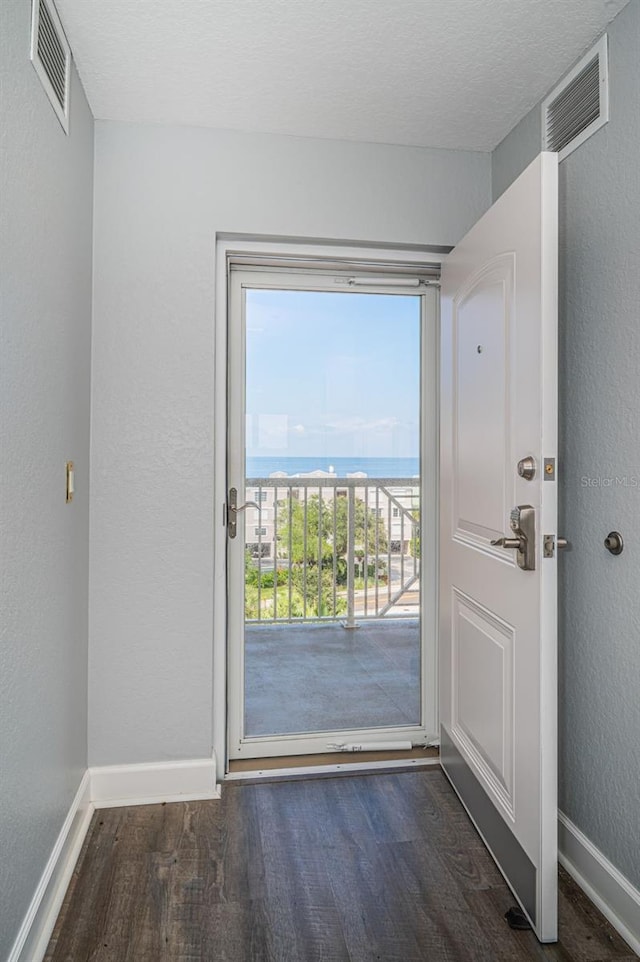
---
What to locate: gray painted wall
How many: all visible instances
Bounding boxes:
[0,1,94,955]
[493,0,640,889]
[89,122,491,767]
[491,103,542,203]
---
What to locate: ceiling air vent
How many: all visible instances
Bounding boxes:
[30,0,71,134]
[542,35,608,161]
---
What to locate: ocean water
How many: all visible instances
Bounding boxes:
[246,456,419,478]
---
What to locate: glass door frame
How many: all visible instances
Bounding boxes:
[225,263,438,763]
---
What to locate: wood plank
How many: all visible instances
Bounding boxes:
[45,772,638,962]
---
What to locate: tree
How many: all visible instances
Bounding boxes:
[332,493,387,556]
[277,492,387,564]
[245,491,388,620]
[275,495,331,565]
[244,555,346,620]
[290,565,347,618]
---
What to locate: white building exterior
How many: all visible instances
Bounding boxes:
[245,469,419,559]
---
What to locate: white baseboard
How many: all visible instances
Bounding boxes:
[558,811,640,956]
[89,756,221,809]
[9,756,220,962]
[8,771,93,962]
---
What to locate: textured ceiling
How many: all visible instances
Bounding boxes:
[55,0,630,151]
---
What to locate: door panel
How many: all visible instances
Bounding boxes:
[440,153,558,941]
[454,254,515,546]
[452,590,514,809]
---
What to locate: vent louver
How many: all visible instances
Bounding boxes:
[542,36,608,161]
[30,0,71,133]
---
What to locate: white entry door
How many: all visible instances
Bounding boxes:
[439,153,559,942]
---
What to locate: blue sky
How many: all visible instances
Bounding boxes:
[245,289,420,459]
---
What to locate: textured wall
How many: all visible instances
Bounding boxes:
[0,1,94,956]
[491,104,542,202]
[492,0,640,889]
[89,122,491,767]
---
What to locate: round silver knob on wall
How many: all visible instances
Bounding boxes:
[604,531,623,555]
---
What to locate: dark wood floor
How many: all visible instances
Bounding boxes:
[46,770,637,962]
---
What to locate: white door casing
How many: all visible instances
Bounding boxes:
[439,153,559,941]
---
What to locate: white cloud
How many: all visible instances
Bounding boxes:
[325,416,401,434]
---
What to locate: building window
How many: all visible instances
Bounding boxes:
[254,490,268,502]
[255,527,267,536]
[392,507,400,518]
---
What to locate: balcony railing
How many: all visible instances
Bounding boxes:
[244,477,420,625]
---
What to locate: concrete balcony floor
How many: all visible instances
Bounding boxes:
[244,618,421,737]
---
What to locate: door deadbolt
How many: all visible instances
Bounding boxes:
[491,505,536,570]
[517,456,536,481]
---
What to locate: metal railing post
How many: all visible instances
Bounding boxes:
[343,486,359,629]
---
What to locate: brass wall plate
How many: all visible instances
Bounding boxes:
[66,461,74,503]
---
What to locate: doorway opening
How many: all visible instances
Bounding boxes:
[225,258,439,770]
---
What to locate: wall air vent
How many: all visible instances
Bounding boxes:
[542,35,608,161]
[30,0,71,134]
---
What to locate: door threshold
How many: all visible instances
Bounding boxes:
[225,746,440,783]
